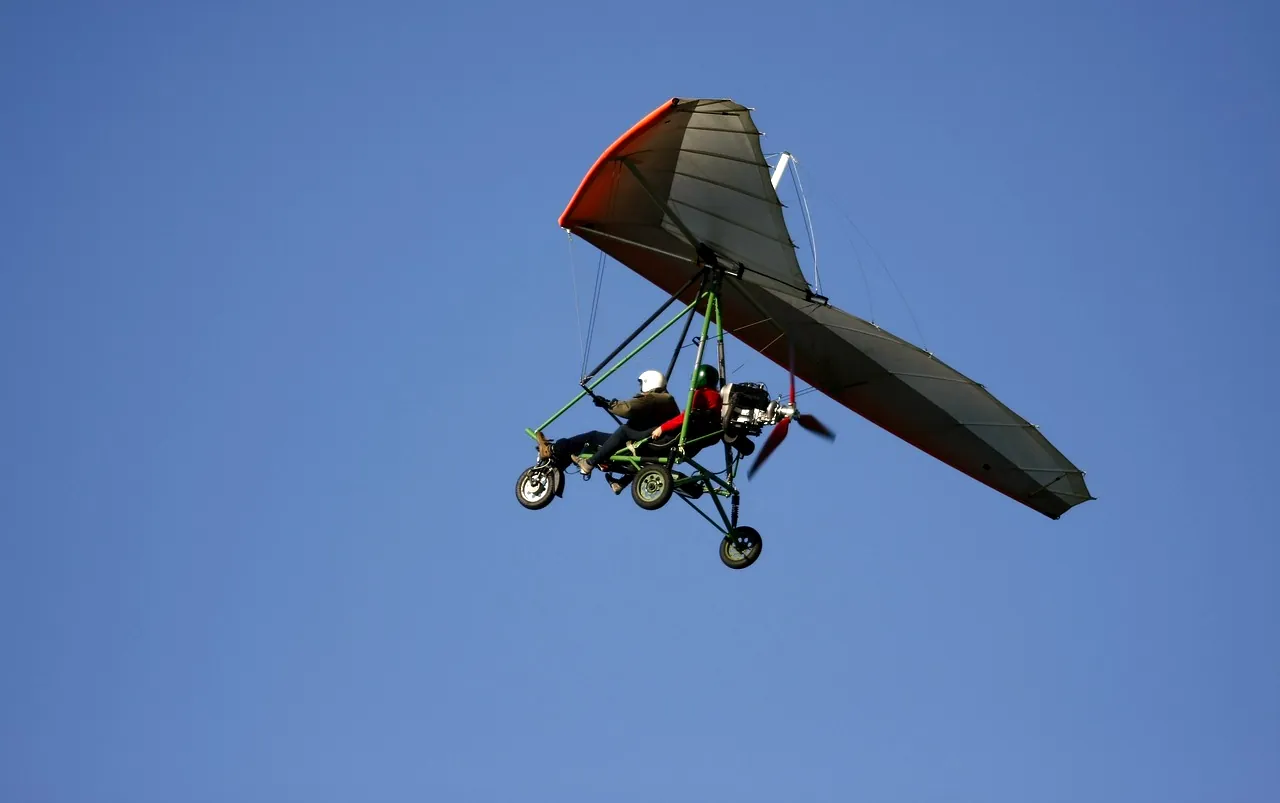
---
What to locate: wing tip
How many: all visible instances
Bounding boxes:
[557,98,689,230]
[558,97,756,230]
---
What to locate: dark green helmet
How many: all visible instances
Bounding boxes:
[692,363,720,389]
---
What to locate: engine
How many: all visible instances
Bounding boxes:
[720,381,788,438]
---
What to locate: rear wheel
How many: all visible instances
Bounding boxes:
[719,526,762,569]
[515,464,556,510]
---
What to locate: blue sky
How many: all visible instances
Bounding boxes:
[3,1,1277,801]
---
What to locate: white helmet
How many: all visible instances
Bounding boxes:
[638,369,665,393]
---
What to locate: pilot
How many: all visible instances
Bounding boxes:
[535,368,678,480]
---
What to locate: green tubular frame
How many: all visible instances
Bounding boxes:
[524,267,743,534]
[522,292,703,438]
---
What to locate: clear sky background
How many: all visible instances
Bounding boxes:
[3,1,1277,801]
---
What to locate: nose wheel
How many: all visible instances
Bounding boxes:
[515,463,558,510]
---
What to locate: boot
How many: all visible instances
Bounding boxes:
[535,431,552,460]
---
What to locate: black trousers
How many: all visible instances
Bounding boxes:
[551,430,610,471]
[586,423,653,468]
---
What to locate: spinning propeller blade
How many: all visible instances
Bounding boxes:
[795,413,835,440]
[747,417,789,479]
[747,340,835,479]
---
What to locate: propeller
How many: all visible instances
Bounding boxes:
[747,340,835,480]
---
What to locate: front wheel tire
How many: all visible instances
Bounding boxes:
[515,465,556,510]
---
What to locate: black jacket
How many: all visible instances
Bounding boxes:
[608,391,679,430]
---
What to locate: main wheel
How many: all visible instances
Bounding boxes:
[515,464,557,510]
[631,464,674,510]
[719,526,763,570]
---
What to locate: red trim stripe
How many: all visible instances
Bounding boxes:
[557,98,680,229]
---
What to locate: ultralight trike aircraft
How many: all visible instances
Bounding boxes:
[515,98,1094,570]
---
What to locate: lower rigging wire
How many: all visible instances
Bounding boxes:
[581,249,606,379]
[566,231,586,371]
[566,231,609,381]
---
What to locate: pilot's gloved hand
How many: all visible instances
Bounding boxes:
[593,396,613,408]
